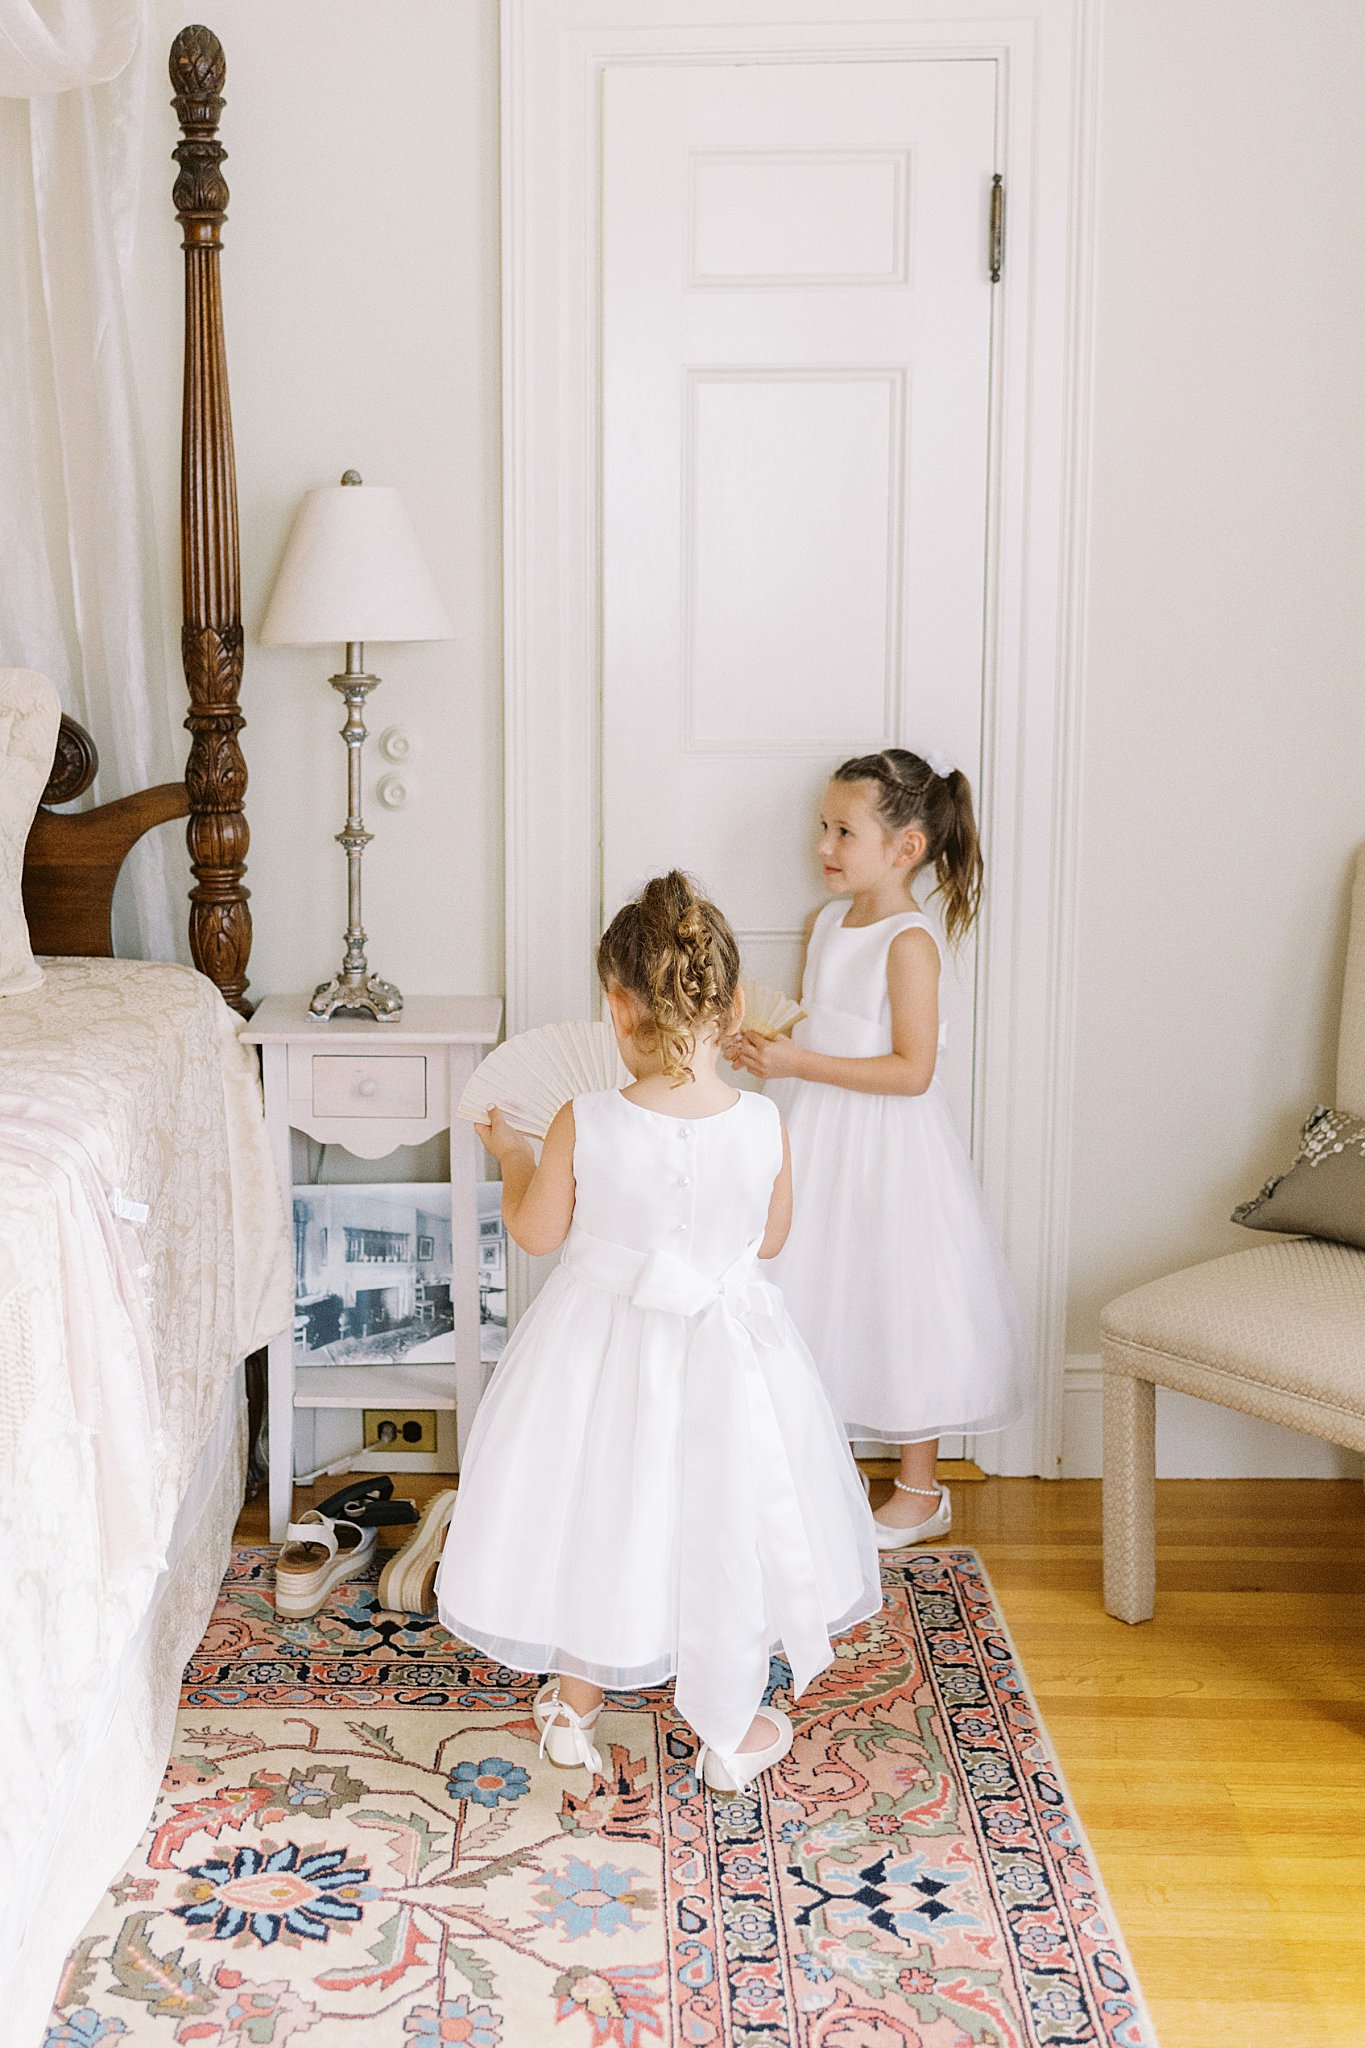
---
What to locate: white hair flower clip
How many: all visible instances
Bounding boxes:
[924,749,955,780]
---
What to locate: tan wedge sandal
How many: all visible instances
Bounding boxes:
[376,1487,458,1615]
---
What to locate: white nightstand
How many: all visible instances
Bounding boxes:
[243,994,502,1540]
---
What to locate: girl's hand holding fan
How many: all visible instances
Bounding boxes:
[725,980,805,1074]
[476,1105,535,1165]
[731,1030,803,1082]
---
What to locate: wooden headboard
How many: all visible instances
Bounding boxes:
[21,25,253,1015]
[22,720,189,959]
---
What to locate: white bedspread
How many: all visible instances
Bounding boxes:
[0,958,291,1954]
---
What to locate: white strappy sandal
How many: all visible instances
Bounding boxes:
[873,1480,953,1550]
[275,1509,377,1617]
[533,1680,604,1776]
[698,1706,794,1797]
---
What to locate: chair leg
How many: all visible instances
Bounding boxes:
[1103,1369,1156,1624]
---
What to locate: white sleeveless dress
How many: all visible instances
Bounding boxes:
[766,900,1024,1443]
[436,1086,880,1756]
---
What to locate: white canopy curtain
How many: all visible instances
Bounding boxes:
[0,0,181,960]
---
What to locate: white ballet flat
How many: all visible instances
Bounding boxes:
[873,1482,952,1550]
[275,1510,376,1618]
[698,1707,794,1797]
[534,1680,604,1775]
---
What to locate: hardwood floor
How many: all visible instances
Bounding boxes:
[953,1476,1365,2048]
[236,1472,1365,2048]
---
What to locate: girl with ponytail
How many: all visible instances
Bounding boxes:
[437,871,878,1798]
[730,752,1023,1545]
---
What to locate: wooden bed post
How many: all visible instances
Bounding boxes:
[171,26,251,1013]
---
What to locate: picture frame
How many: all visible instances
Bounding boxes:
[291,1181,506,1365]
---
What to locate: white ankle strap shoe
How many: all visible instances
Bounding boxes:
[533,1680,604,1776]
[873,1482,952,1550]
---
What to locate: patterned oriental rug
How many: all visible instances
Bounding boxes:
[46,1547,1157,2048]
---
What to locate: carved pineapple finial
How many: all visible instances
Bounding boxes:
[170,24,224,102]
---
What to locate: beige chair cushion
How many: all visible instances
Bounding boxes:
[0,670,61,996]
[1100,1238,1365,1426]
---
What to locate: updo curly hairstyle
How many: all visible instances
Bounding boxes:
[596,870,742,1085]
[832,748,983,947]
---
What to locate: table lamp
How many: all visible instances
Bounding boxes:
[260,471,452,1020]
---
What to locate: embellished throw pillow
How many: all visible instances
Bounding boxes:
[1233,1105,1365,1253]
[0,669,61,996]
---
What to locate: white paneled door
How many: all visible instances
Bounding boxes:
[601,59,998,1131]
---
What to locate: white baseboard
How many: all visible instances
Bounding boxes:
[1060,1354,1364,1480]
[297,1361,1363,1484]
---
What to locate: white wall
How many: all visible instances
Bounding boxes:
[111,1,1364,1475]
[1067,0,1365,1474]
[129,0,502,1006]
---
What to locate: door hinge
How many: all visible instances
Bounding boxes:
[989,173,1004,283]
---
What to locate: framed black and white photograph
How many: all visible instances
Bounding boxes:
[292,1181,508,1366]
[291,1183,456,1364]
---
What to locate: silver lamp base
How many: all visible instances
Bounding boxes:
[309,970,404,1022]
[310,618,404,1025]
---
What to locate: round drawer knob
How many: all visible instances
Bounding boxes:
[357,1078,378,1098]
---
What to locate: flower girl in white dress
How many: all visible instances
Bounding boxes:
[437,871,879,1795]
[730,751,1024,1549]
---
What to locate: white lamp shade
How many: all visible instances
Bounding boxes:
[259,480,453,645]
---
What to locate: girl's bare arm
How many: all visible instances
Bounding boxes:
[479,1101,577,1254]
[734,927,940,1097]
[758,1121,794,1258]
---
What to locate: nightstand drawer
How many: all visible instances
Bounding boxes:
[309,1053,428,1120]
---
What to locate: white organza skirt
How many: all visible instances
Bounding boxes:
[435,1240,881,1752]
[766,1072,1025,1442]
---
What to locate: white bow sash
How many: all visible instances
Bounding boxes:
[560,1226,833,1756]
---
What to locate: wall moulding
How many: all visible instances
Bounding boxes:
[501,0,1101,1474]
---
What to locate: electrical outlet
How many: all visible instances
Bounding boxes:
[362,1408,438,1454]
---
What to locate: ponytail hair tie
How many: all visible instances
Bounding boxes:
[924,749,955,781]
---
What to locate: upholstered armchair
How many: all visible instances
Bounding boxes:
[1099,851,1365,1623]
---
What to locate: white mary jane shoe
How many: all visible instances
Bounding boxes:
[275,1510,376,1617]
[698,1707,794,1797]
[873,1481,952,1551]
[534,1680,604,1776]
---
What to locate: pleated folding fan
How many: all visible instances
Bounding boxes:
[740,979,805,1040]
[456,1020,630,1140]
